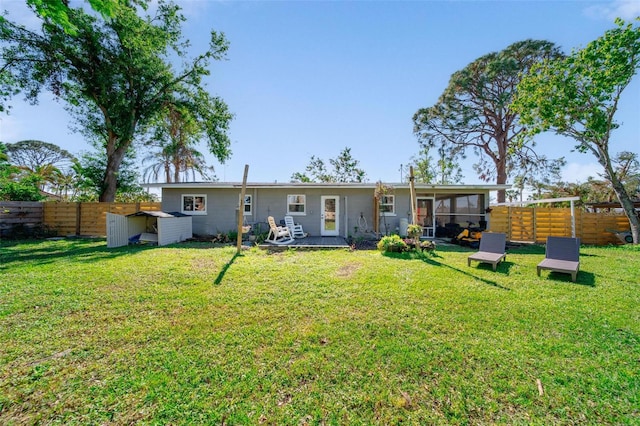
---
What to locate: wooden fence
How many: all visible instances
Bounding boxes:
[489,206,631,245]
[43,202,162,236]
[0,201,44,237]
[1,201,161,237]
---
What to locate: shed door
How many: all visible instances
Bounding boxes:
[106,213,128,248]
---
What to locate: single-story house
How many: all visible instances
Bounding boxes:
[156,182,511,239]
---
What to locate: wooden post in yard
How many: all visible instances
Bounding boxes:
[236,164,249,254]
[409,166,417,225]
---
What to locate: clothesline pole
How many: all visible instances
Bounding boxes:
[236,164,249,254]
[409,166,417,225]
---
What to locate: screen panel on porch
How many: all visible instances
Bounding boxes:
[435,194,486,237]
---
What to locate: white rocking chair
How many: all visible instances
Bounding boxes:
[266,216,295,245]
[284,215,306,238]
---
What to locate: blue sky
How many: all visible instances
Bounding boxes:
[1,0,639,185]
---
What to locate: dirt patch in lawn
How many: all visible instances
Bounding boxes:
[335,263,362,278]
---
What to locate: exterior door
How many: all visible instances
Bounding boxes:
[321,196,339,236]
[106,212,129,248]
[417,197,435,238]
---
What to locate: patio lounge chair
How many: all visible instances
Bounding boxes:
[537,236,580,282]
[266,216,295,245]
[467,232,506,271]
[284,215,306,238]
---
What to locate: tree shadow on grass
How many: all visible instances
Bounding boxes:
[0,238,145,271]
[382,250,511,290]
[214,252,242,285]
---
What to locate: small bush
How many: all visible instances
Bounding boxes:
[377,234,408,252]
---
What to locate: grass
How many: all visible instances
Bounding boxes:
[0,238,639,425]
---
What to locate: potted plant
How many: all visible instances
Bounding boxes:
[407,224,423,245]
[377,235,408,253]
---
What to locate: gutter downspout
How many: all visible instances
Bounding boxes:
[344,196,348,239]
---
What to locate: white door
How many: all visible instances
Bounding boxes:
[417,197,435,238]
[321,196,339,236]
[106,213,129,248]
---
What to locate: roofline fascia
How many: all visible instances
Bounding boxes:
[143,182,513,191]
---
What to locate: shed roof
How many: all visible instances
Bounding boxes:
[126,210,188,218]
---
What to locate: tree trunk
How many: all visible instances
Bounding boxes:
[99,142,128,202]
[173,157,181,183]
[99,164,118,202]
[496,160,508,204]
[608,174,640,244]
[164,162,171,183]
[601,151,639,244]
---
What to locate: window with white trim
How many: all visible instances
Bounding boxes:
[287,194,306,215]
[181,194,207,215]
[379,195,395,215]
[243,194,252,215]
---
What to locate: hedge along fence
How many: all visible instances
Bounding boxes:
[489,206,631,245]
[42,202,162,236]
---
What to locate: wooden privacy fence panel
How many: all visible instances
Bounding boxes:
[43,202,78,236]
[489,206,630,245]
[0,201,44,236]
[580,212,630,246]
[534,207,574,239]
[44,202,161,236]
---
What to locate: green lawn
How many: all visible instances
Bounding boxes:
[1,239,638,424]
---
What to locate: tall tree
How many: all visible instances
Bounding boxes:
[329,147,367,183]
[73,150,154,202]
[291,156,331,183]
[24,0,125,35]
[0,142,44,201]
[404,145,464,184]
[143,103,217,183]
[413,40,564,202]
[510,156,565,202]
[513,19,640,243]
[0,0,232,201]
[290,147,366,183]
[5,140,75,171]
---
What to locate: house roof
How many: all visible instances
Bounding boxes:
[146,182,512,191]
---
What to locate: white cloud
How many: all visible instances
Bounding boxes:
[585,0,640,21]
[561,162,603,183]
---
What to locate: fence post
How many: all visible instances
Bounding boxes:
[75,203,81,236]
[533,207,537,243]
[570,199,576,238]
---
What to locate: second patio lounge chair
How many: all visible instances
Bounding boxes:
[265,216,295,245]
[467,232,507,271]
[537,236,580,282]
[284,215,306,238]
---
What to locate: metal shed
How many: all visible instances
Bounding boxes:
[106,210,192,248]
